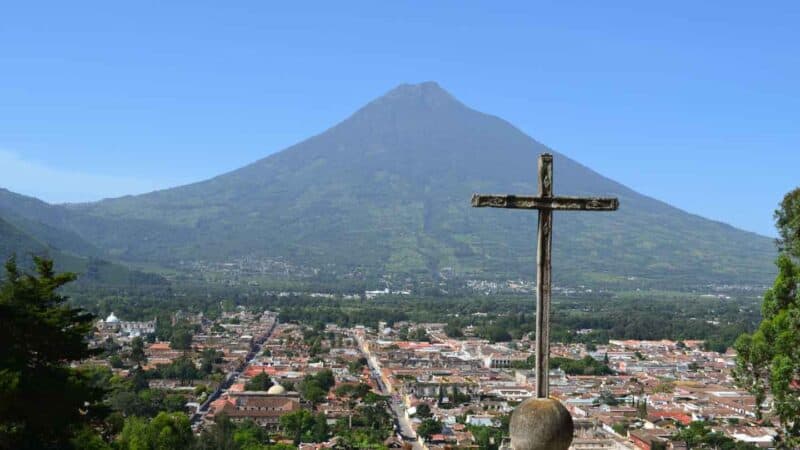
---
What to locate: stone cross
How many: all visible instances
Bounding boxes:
[472,153,618,398]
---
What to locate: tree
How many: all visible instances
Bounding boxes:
[297,368,335,405]
[0,257,107,449]
[347,357,367,375]
[155,356,201,386]
[163,394,187,413]
[314,369,336,391]
[735,190,800,448]
[300,382,327,405]
[117,412,194,450]
[335,382,371,400]
[417,418,442,440]
[200,348,222,375]
[110,354,126,369]
[196,414,237,450]
[280,410,328,445]
[444,322,463,338]
[483,325,512,343]
[130,337,147,366]
[70,427,113,450]
[245,372,273,391]
[468,425,505,450]
[775,188,800,258]
[414,403,432,418]
[409,327,429,342]
[233,419,269,449]
[170,328,193,351]
[672,421,759,450]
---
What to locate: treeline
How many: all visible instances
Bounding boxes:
[68,281,761,352]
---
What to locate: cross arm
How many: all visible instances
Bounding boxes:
[471,193,619,211]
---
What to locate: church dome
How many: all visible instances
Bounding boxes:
[267,384,286,395]
[105,312,120,323]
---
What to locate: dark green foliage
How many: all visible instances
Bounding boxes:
[0,214,165,288]
[69,427,113,450]
[334,382,371,399]
[153,357,201,384]
[448,385,472,405]
[468,424,506,450]
[353,404,392,433]
[312,369,335,391]
[245,372,273,391]
[108,383,175,418]
[735,255,800,446]
[0,257,107,449]
[408,327,430,342]
[117,412,194,450]
[612,422,629,436]
[735,190,800,448]
[480,324,512,342]
[414,404,432,418]
[417,418,443,440]
[775,188,800,258]
[109,354,125,369]
[170,327,193,350]
[594,391,621,406]
[551,356,614,376]
[672,421,759,449]
[200,348,223,375]
[362,392,387,405]
[332,394,393,448]
[279,410,329,445]
[298,369,335,404]
[196,414,238,450]
[130,336,147,366]
[444,322,463,338]
[195,415,290,450]
[162,394,188,413]
[347,357,368,375]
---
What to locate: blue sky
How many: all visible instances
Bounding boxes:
[1,2,797,237]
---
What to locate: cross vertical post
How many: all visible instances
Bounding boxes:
[535,154,553,398]
[471,152,619,403]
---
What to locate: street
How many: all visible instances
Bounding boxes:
[355,333,426,450]
[191,315,277,428]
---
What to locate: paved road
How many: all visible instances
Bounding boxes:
[191,315,277,428]
[355,333,426,450]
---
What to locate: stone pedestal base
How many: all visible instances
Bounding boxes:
[509,397,573,450]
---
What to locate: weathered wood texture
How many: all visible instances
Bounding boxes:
[470,153,619,400]
[535,154,553,399]
[471,194,619,211]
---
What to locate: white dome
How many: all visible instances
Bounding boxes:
[267,384,286,395]
[105,312,120,323]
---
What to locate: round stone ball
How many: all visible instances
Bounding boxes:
[509,397,574,450]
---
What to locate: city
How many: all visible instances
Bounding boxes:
[83,307,773,449]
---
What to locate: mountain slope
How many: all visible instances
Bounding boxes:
[0,216,51,261]
[0,197,166,286]
[0,83,776,287]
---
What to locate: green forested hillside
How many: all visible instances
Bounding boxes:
[0,214,165,286]
[0,83,776,288]
[0,216,51,261]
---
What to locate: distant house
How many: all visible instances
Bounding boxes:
[483,352,528,368]
[466,414,497,427]
[97,312,156,337]
[209,389,302,430]
[629,430,670,450]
